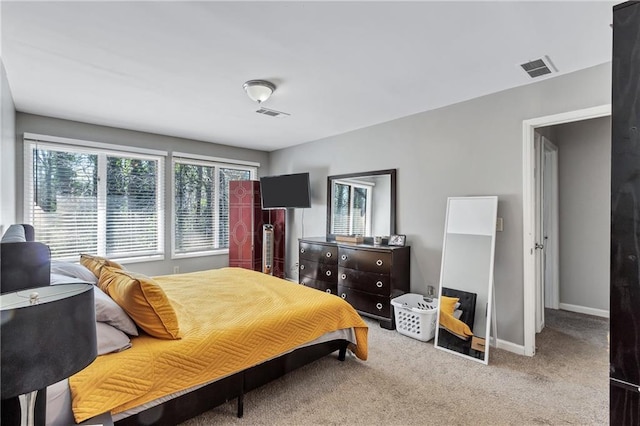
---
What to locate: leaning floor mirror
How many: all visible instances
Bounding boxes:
[435,196,498,365]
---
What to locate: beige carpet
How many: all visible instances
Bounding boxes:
[180,309,608,425]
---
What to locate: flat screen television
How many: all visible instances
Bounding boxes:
[260,172,311,209]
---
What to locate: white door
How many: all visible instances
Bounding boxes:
[534,134,559,333]
[542,138,559,310]
[534,133,544,333]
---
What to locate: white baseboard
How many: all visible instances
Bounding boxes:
[495,338,526,356]
[558,303,609,319]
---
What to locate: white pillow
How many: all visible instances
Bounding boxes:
[51,273,139,336]
[93,286,139,336]
[50,273,85,285]
[1,225,26,243]
[50,260,98,284]
[46,379,75,426]
[96,322,132,355]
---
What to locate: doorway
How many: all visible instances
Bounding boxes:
[522,104,610,357]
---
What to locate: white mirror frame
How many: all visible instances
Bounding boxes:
[435,196,498,365]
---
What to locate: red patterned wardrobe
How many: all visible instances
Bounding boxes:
[228,180,285,278]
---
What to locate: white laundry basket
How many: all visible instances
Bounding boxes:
[391,293,438,342]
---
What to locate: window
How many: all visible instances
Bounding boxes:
[24,138,165,262]
[173,155,256,257]
[331,180,372,235]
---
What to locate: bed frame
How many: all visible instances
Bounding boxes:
[116,340,349,425]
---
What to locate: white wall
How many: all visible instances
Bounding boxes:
[269,63,612,347]
[555,116,611,312]
[0,60,16,232]
[14,113,270,276]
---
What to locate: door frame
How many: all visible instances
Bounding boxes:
[522,104,610,357]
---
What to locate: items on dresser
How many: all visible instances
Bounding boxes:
[299,237,410,329]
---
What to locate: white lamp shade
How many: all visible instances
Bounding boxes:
[243,80,275,103]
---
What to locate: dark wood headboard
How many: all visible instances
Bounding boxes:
[442,287,477,331]
[0,224,51,293]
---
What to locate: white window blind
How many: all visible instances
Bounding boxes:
[173,157,256,257]
[24,139,165,261]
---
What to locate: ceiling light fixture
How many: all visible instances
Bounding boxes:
[243,80,276,104]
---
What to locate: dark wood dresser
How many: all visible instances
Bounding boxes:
[299,237,410,329]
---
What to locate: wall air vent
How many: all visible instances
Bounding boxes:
[256,107,291,118]
[520,55,557,78]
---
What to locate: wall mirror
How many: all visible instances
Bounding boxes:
[435,196,498,365]
[326,169,396,242]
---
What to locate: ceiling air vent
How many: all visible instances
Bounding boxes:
[256,107,291,118]
[520,56,557,78]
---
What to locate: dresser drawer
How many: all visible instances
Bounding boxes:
[338,286,391,319]
[337,268,390,296]
[338,247,392,274]
[299,259,337,282]
[299,277,337,295]
[299,242,338,263]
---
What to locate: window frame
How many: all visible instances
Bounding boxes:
[23,133,166,264]
[171,153,258,259]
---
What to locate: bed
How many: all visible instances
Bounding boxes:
[0,226,368,425]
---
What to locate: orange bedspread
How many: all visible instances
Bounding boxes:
[69,267,368,422]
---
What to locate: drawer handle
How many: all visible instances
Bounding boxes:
[326,289,332,294]
[341,273,346,280]
[300,265,305,270]
[376,259,383,266]
[326,252,332,258]
[376,281,383,288]
[341,293,347,299]
[301,248,305,253]
[376,303,383,310]
[341,254,347,260]
[326,270,332,277]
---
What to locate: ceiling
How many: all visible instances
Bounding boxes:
[1,1,615,152]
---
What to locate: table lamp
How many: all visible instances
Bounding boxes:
[1,283,97,426]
